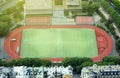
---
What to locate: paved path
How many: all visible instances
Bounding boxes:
[0,37,9,60]
[53,10,65,18]
[109,35,119,56]
[0,0,18,12]
[73,74,80,78]
[52,10,75,25]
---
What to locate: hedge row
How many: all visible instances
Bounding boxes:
[61,57,120,73]
[0,58,52,67]
[101,0,120,28]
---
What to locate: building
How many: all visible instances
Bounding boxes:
[24,0,52,25]
[24,0,82,25]
[81,64,120,78]
[25,0,52,15]
[0,66,73,78]
[24,0,83,25]
[24,0,82,15]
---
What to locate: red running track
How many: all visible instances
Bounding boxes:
[4,26,113,62]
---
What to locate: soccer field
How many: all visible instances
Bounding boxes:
[20,28,98,58]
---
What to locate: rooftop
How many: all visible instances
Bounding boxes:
[66,0,80,5]
[81,65,120,78]
[0,66,73,77]
[81,64,120,74]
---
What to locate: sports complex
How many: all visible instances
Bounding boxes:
[4,26,113,62]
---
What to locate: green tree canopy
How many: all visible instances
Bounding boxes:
[88,4,99,15]
[0,22,10,37]
[0,15,13,37]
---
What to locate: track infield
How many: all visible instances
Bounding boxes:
[20,28,98,58]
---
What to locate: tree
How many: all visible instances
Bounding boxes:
[88,4,99,15]
[8,59,18,67]
[16,0,24,11]
[0,14,12,25]
[0,14,13,37]
[82,1,88,12]
[62,57,92,72]
[2,1,24,24]
[82,0,99,15]
[76,61,93,73]
[0,22,10,37]
[103,56,120,65]
[41,60,52,67]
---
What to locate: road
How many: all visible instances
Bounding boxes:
[0,0,18,12]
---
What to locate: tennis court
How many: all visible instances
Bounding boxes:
[20,28,98,58]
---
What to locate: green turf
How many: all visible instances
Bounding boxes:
[20,28,98,58]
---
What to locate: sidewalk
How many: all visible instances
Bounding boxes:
[52,10,75,25]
